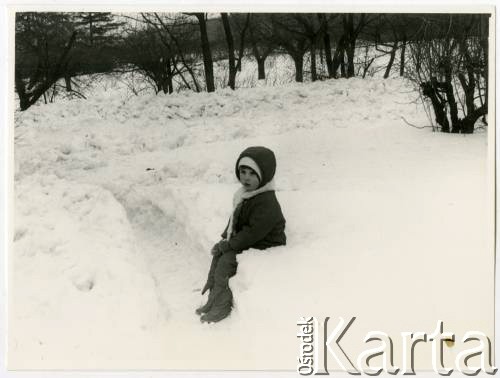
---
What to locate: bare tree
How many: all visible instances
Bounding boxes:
[64,13,124,92]
[15,12,77,110]
[399,33,407,76]
[372,14,400,79]
[383,43,398,79]
[332,33,347,78]
[141,13,201,92]
[342,13,371,78]
[317,13,337,78]
[247,14,275,80]
[186,13,215,92]
[232,13,251,72]
[221,13,237,90]
[407,14,489,133]
[373,14,416,78]
[292,14,323,81]
[270,14,310,82]
[359,43,376,78]
[121,26,175,94]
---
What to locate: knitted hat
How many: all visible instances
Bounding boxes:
[235,146,276,188]
[238,156,263,182]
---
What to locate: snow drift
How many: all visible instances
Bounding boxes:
[10,76,493,370]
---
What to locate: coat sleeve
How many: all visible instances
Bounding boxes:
[227,199,279,252]
[221,220,229,239]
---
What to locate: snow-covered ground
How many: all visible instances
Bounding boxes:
[10,75,493,370]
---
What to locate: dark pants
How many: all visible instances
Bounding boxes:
[206,251,238,288]
[202,251,238,317]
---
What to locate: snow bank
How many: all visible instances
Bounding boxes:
[11,75,492,370]
[11,173,162,365]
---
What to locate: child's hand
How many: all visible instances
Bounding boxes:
[218,240,231,254]
[211,240,231,256]
[211,243,222,256]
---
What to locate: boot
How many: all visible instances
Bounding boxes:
[200,304,232,323]
[195,289,215,315]
[200,284,233,323]
[201,254,220,295]
[201,279,213,295]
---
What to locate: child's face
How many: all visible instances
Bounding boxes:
[238,166,260,191]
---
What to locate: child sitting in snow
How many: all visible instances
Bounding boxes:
[196,146,286,323]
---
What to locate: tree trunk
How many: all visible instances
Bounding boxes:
[343,14,355,78]
[257,57,266,80]
[221,13,237,90]
[481,37,488,116]
[461,104,487,134]
[323,33,333,78]
[421,79,450,132]
[362,58,375,78]
[18,95,30,111]
[460,120,474,134]
[415,49,421,74]
[342,13,366,78]
[384,41,398,79]
[310,42,317,81]
[399,37,406,77]
[443,67,460,133]
[195,14,215,92]
[457,36,481,134]
[332,36,345,78]
[346,43,355,78]
[319,14,334,78]
[458,73,475,118]
[64,74,72,92]
[294,54,304,82]
[15,67,29,111]
[166,59,173,94]
[159,16,201,92]
[235,13,250,72]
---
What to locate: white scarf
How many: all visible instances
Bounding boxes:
[226,179,276,240]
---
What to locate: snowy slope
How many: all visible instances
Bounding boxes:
[10,76,492,370]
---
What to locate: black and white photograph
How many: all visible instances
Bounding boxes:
[2,3,496,374]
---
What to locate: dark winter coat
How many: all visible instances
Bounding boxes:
[221,190,286,252]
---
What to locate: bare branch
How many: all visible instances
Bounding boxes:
[401,116,436,130]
